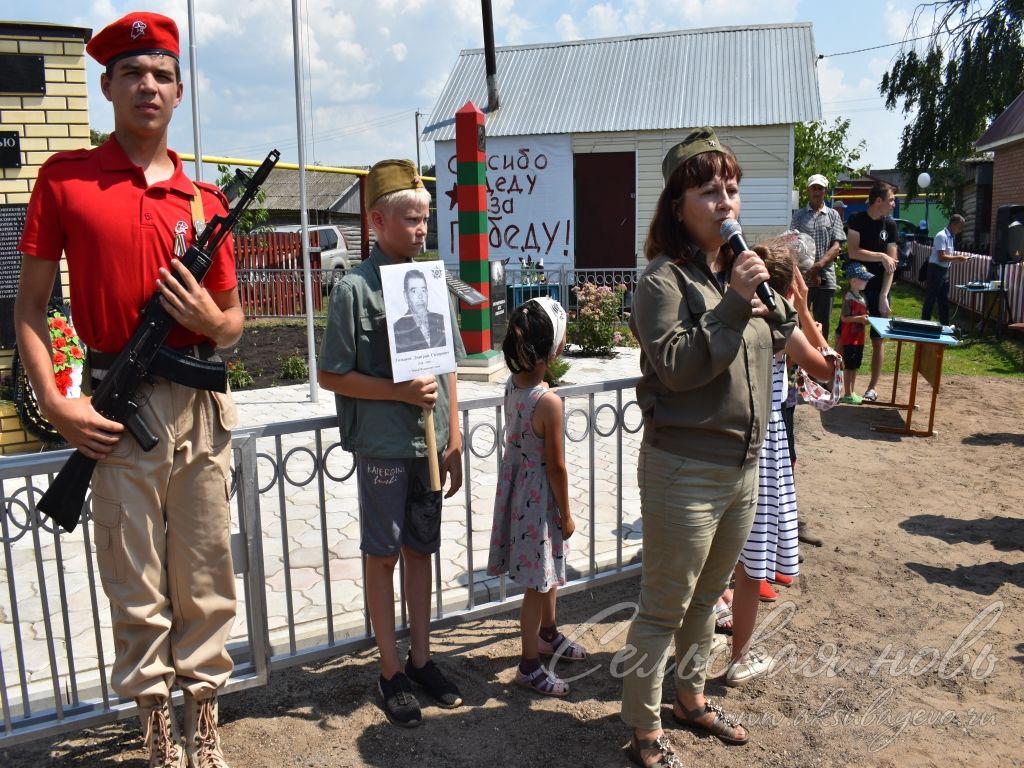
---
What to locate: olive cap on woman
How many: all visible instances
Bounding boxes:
[662,127,724,181]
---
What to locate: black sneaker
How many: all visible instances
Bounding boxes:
[378,672,422,727]
[405,657,464,708]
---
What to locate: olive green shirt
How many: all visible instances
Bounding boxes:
[318,245,465,457]
[629,253,796,466]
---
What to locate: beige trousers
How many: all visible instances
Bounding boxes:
[620,443,759,731]
[90,377,237,700]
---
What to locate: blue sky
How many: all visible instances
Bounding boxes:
[2,0,942,175]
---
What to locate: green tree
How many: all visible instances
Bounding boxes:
[793,118,867,207]
[215,164,268,233]
[90,129,109,146]
[880,1,1024,210]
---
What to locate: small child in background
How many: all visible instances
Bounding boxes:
[839,262,873,405]
[487,297,585,697]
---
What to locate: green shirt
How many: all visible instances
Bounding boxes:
[318,245,465,457]
[629,253,796,466]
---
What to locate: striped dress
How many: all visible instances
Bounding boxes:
[739,353,800,580]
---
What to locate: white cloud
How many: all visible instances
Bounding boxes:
[585,4,624,37]
[555,13,581,40]
[17,0,919,171]
[492,0,534,44]
[559,0,803,38]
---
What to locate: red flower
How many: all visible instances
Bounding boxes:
[50,317,67,330]
[55,368,72,397]
[53,351,67,367]
[64,327,75,338]
[53,336,68,349]
[70,347,84,359]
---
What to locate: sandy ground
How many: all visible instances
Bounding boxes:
[2,372,1023,768]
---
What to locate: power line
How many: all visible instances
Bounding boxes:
[819,33,938,59]
[224,109,415,159]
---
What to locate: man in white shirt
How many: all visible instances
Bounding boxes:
[921,214,968,325]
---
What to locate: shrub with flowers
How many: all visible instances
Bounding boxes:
[48,310,85,398]
[567,282,627,355]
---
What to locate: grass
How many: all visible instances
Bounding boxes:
[828,281,1024,378]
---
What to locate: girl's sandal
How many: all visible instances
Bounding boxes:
[672,699,750,745]
[514,665,569,697]
[626,733,683,768]
[538,632,588,661]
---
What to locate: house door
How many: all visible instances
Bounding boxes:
[574,152,636,269]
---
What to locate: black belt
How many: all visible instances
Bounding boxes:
[88,342,219,373]
[87,342,227,393]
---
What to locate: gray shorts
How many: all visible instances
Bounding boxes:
[356,455,442,556]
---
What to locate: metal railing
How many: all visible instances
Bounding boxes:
[0,377,642,746]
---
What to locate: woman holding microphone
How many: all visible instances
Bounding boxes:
[620,127,795,767]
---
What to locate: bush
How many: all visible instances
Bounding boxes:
[568,283,627,355]
[545,356,571,386]
[279,351,309,380]
[227,360,254,389]
[611,321,638,348]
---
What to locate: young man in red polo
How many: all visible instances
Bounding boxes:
[16,12,242,768]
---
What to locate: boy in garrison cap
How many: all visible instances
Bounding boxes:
[318,160,466,727]
[16,11,241,768]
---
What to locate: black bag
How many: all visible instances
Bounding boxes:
[917,259,929,282]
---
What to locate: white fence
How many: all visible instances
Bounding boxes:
[0,378,642,746]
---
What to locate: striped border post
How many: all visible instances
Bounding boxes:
[455,101,492,354]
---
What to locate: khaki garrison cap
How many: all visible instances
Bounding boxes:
[662,127,724,182]
[365,159,425,208]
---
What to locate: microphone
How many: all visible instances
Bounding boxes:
[720,218,776,310]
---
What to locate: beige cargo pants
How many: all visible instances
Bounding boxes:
[89,377,237,700]
[620,443,759,731]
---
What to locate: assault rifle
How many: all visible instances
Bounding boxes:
[37,149,281,533]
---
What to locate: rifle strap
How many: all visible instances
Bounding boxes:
[190,182,206,238]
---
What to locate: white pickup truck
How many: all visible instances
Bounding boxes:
[273,224,353,288]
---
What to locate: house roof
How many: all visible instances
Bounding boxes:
[976,90,1024,151]
[248,167,365,213]
[422,23,821,141]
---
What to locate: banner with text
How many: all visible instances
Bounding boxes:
[435,134,574,270]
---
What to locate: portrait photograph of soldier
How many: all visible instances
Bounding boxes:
[391,268,447,353]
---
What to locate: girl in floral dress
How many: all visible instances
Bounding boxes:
[487,297,586,696]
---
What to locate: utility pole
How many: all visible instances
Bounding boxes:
[415,110,422,174]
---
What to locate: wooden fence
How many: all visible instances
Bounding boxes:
[234,232,329,319]
[907,243,1024,328]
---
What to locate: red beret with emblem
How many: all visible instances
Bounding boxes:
[86,12,180,66]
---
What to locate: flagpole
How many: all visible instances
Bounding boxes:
[186,0,203,181]
[292,0,318,402]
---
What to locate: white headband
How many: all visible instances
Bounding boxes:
[530,296,567,358]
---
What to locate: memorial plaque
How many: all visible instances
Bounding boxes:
[1,204,28,348]
[0,131,21,168]
[0,54,46,94]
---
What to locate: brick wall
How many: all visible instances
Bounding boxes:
[989,139,1024,255]
[0,21,92,455]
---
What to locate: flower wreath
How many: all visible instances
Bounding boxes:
[48,308,86,397]
[12,303,85,445]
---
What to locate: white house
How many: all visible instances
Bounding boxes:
[423,24,822,272]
